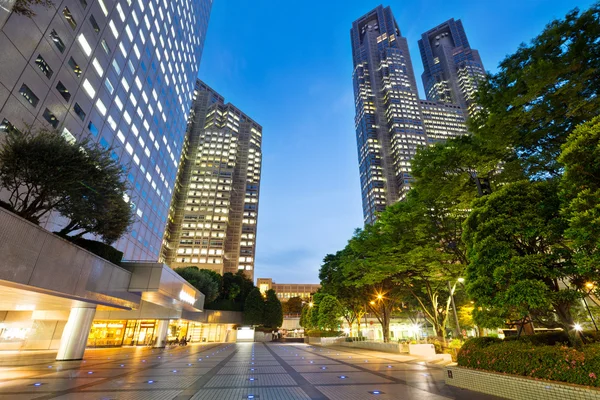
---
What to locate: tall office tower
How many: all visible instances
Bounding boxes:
[162,80,262,279]
[419,100,467,143]
[351,5,427,224]
[0,0,213,261]
[418,19,485,117]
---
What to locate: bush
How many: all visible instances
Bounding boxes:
[306,330,342,338]
[458,340,600,386]
[504,331,569,346]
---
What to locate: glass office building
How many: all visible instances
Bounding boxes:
[161,80,262,279]
[350,6,481,224]
[0,0,213,261]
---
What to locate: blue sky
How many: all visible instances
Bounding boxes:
[198,0,593,284]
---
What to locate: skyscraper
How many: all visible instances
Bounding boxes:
[161,80,262,279]
[0,0,213,261]
[351,5,426,224]
[351,6,475,224]
[419,19,486,117]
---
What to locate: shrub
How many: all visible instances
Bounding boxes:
[306,330,342,338]
[504,331,569,346]
[458,340,600,387]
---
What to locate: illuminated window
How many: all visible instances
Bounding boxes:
[82,79,96,98]
[63,7,77,30]
[77,33,92,57]
[35,54,53,78]
[56,81,70,101]
[89,14,100,33]
[42,108,59,128]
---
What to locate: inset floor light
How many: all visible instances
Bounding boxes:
[339,375,347,379]
[33,383,43,387]
[321,367,327,370]
[368,390,384,395]
[147,380,155,384]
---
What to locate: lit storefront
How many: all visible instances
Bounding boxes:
[87,320,127,347]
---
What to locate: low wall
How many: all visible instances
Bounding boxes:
[446,365,600,400]
[339,341,409,354]
[307,337,344,346]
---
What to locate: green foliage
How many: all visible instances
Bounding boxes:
[503,331,570,346]
[300,303,315,329]
[464,180,584,335]
[458,340,600,387]
[243,288,264,326]
[12,0,54,17]
[207,271,255,310]
[317,295,342,331]
[305,330,342,338]
[263,289,283,328]
[282,297,303,314]
[0,127,133,244]
[173,267,220,303]
[559,116,600,278]
[471,4,600,178]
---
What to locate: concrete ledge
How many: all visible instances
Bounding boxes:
[307,337,344,346]
[339,340,408,354]
[445,365,600,400]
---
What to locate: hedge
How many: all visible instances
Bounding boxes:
[458,338,600,386]
[305,330,342,338]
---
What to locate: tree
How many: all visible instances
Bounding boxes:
[243,288,264,326]
[283,297,303,315]
[0,127,133,243]
[317,295,342,331]
[173,267,220,303]
[12,0,53,17]
[471,4,600,179]
[263,289,283,328]
[559,116,600,279]
[299,303,315,329]
[319,251,366,335]
[463,180,586,343]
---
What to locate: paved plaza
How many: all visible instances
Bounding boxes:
[0,342,502,400]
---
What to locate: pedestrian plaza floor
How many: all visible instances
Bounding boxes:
[0,342,502,399]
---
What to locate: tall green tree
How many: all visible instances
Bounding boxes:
[263,289,283,328]
[300,303,315,329]
[243,288,264,326]
[463,180,585,342]
[283,297,303,315]
[317,295,342,331]
[319,251,366,335]
[471,4,600,178]
[559,116,600,280]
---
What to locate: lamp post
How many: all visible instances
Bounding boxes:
[448,278,464,338]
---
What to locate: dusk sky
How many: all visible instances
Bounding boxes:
[198,0,593,284]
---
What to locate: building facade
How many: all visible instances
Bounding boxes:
[351,6,480,224]
[0,0,213,261]
[418,19,486,117]
[162,80,262,279]
[257,278,320,302]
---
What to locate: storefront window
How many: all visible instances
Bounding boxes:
[123,320,157,346]
[168,320,189,342]
[87,320,126,347]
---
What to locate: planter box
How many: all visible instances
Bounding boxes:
[445,365,600,400]
[409,343,436,357]
[307,337,344,346]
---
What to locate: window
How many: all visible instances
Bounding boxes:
[89,15,100,33]
[56,81,71,101]
[68,57,82,77]
[0,119,18,134]
[34,54,53,78]
[49,30,65,53]
[82,79,96,98]
[112,59,121,74]
[43,108,59,128]
[61,127,76,144]
[73,103,86,121]
[79,0,88,8]
[104,78,114,94]
[98,0,108,16]
[101,39,111,54]
[88,121,98,136]
[92,58,103,76]
[19,84,39,107]
[77,33,92,57]
[63,7,77,30]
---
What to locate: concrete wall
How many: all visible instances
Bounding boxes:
[339,340,409,354]
[0,208,137,308]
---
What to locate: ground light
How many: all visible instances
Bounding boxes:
[369,390,384,395]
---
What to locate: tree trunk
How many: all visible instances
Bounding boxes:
[555,302,580,348]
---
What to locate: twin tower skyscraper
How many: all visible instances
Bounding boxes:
[351,5,485,224]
